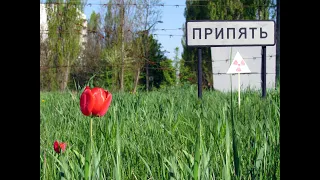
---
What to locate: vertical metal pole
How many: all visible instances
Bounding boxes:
[211,47,215,91]
[261,46,267,98]
[276,0,280,88]
[198,48,202,99]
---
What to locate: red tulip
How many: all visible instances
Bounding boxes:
[80,86,112,117]
[53,140,67,154]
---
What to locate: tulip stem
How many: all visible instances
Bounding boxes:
[90,118,93,143]
[85,118,93,180]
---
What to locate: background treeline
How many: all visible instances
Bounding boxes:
[40,0,278,92]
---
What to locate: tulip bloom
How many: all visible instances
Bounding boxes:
[53,140,67,154]
[80,86,112,117]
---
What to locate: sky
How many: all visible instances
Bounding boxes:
[83,0,186,60]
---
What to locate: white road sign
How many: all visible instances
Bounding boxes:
[186,20,275,47]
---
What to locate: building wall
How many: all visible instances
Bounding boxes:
[210,46,276,92]
[40,4,48,40]
[40,3,87,45]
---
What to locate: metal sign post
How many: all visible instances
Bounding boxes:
[197,48,202,99]
[186,20,275,98]
[261,46,267,98]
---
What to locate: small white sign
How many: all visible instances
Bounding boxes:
[227,51,251,74]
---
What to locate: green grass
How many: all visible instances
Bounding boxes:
[40,85,280,180]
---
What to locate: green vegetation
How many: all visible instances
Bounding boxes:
[40,85,280,179]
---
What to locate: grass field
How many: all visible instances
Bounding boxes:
[40,85,280,180]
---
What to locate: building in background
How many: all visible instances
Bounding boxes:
[40,4,87,47]
[40,4,48,41]
[210,46,276,92]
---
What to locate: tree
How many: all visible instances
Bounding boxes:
[71,11,104,88]
[46,0,85,91]
[124,0,163,92]
[127,32,145,93]
[135,0,162,91]
[159,59,176,88]
[173,47,180,85]
[119,0,125,92]
[40,29,50,90]
[144,35,172,89]
[98,0,163,92]
[41,0,167,92]
[182,0,212,89]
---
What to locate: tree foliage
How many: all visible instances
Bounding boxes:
[40,0,170,92]
[40,0,277,92]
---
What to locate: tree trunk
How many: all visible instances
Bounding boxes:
[133,68,140,94]
[61,60,70,91]
[120,2,125,92]
[145,7,149,92]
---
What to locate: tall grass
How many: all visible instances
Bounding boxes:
[40,85,280,179]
